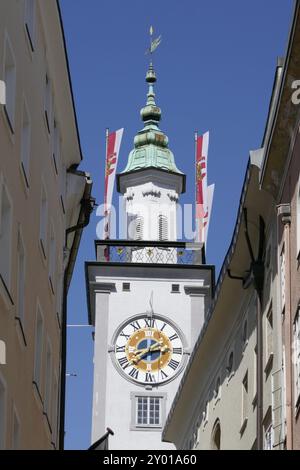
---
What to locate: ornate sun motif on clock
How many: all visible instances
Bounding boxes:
[112,314,185,386]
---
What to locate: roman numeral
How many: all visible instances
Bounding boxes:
[118,356,129,369]
[115,345,125,353]
[144,318,155,328]
[169,333,178,341]
[128,368,139,380]
[160,370,168,379]
[130,321,141,331]
[168,359,180,370]
[160,322,167,332]
[120,331,130,340]
[172,347,183,355]
[145,373,156,383]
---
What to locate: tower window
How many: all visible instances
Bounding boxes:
[131,392,166,430]
[122,282,130,292]
[158,214,168,241]
[136,396,161,427]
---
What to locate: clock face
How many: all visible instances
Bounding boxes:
[113,315,185,385]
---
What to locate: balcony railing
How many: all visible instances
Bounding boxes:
[95,240,205,265]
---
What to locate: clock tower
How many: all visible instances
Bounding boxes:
[85,62,214,450]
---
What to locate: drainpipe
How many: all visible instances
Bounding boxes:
[58,172,95,450]
[277,204,292,450]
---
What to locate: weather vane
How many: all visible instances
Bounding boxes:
[145,25,162,58]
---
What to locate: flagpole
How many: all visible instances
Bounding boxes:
[194,130,198,243]
[105,127,109,240]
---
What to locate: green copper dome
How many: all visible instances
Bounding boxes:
[121,63,183,175]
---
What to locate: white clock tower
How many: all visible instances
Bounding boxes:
[85,62,214,450]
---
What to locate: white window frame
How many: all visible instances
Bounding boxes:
[3,32,16,133]
[24,0,36,52]
[294,309,300,409]
[280,245,286,312]
[20,95,31,188]
[130,392,166,431]
[0,372,7,449]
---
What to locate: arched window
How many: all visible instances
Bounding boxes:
[211,419,221,450]
[214,377,221,400]
[158,214,168,241]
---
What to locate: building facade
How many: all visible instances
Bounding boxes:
[163,0,300,451]
[0,0,92,449]
[85,63,214,450]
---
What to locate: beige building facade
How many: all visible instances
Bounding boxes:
[0,1,92,449]
[163,0,300,451]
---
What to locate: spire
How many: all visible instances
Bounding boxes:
[119,32,183,176]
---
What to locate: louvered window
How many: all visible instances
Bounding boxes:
[158,214,168,241]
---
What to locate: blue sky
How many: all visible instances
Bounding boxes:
[60,0,294,449]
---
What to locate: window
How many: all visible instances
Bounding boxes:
[158,214,168,241]
[33,306,43,392]
[280,246,286,311]
[24,0,35,51]
[211,419,221,450]
[241,371,248,431]
[226,351,234,379]
[12,408,20,450]
[263,409,273,450]
[122,282,130,292]
[136,396,161,427]
[266,307,273,366]
[20,98,31,186]
[0,374,6,449]
[49,224,56,293]
[0,183,12,291]
[171,284,180,293]
[52,120,60,174]
[44,341,52,420]
[131,393,166,430]
[44,74,51,133]
[294,310,300,407]
[39,184,47,258]
[17,230,26,326]
[4,35,16,132]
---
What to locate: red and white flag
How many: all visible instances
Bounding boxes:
[103,128,123,239]
[195,131,213,244]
